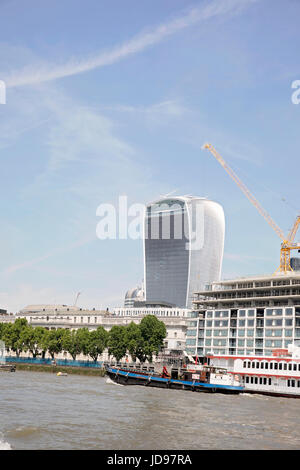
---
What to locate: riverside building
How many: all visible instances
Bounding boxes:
[16,304,189,357]
[144,196,225,308]
[186,273,300,358]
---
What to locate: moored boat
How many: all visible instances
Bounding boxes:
[208,343,300,398]
[105,363,244,394]
[0,364,16,372]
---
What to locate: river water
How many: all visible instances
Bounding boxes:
[0,371,299,450]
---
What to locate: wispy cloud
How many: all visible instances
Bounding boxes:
[5,0,258,88]
[3,235,95,276]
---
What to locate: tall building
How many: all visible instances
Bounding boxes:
[187,272,300,358]
[291,257,300,271]
[144,196,225,308]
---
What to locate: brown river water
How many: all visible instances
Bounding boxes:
[0,371,299,450]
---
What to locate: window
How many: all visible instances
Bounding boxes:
[186,338,196,346]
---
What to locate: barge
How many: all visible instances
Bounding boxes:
[105,363,244,394]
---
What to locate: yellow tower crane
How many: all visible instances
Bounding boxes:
[202,142,300,274]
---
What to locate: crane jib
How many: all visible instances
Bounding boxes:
[202,143,300,273]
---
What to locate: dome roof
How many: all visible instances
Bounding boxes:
[125,286,144,301]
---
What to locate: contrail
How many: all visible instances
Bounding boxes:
[5,0,258,88]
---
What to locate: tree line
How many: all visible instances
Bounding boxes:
[0,315,167,363]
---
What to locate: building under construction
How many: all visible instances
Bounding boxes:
[186,144,300,359]
[186,272,300,358]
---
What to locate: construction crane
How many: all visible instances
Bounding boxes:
[202,142,300,273]
[74,292,81,306]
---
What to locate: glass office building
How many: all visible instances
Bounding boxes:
[144,196,225,308]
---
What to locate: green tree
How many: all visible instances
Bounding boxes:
[87,327,108,362]
[20,325,39,357]
[107,325,127,362]
[62,329,84,360]
[125,322,146,362]
[0,322,5,339]
[47,328,65,359]
[37,328,50,359]
[139,315,167,362]
[6,318,28,357]
[1,323,13,354]
[75,328,90,357]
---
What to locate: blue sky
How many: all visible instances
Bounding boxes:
[0,0,300,312]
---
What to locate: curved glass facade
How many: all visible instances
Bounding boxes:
[144,197,225,308]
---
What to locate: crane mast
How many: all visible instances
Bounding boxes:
[202,143,300,273]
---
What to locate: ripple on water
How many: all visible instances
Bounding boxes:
[1,371,300,449]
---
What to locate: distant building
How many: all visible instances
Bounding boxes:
[124,285,144,307]
[291,257,300,271]
[144,196,225,308]
[16,304,190,357]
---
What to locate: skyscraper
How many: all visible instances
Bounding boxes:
[144,196,225,308]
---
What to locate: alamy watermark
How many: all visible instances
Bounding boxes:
[96,196,205,251]
[291,80,300,104]
[0,80,6,104]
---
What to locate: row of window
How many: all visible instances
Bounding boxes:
[245,377,300,387]
[243,361,300,371]
[245,376,272,385]
[204,329,294,338]
[205,339,288,348]
[205,308,293,318]
[206,319,295,328]
[115,310,184,317]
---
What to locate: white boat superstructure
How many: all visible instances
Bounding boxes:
[186,363,242,388]
[208,344,300,398]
